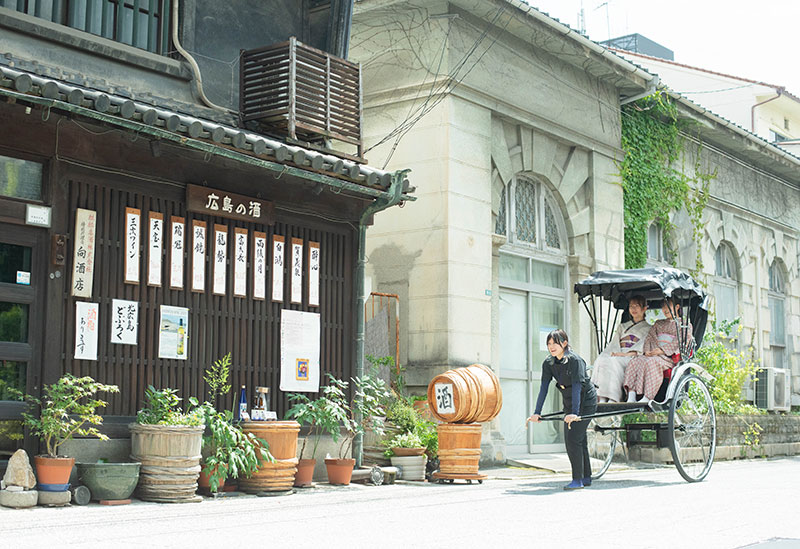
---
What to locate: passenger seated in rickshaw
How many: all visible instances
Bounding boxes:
[590,295,650,403]
[624,297,691,403]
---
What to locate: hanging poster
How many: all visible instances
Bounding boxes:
[158,305,189,360]
[291,237,303,304]
[124,207,140,284]
[170,216,185,289]
[148,212,163,287]
[308,241,320,307]
[213,224,227,295]
[191,220,206,292]
[272,235,285,302]
[74,301,99,360]
[253,231,267,300]
[279,309,321,392]
[111,299,138,345]
[234,227,248,297]
[71,208,97,298]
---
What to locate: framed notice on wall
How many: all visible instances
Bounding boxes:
[71,208,97,298]
[308,241,320,307]
[234,227,247,297]
[213,224,227,295]
[253,231,267,300]
[291,237,303,304]
[279,309,320,392]
[191,220,206,292]
[272,235,285,302]
[158,305,189,360]
[124,207,140,284]
[148,212,163,287]
[170,216,185,289]
[110,299,138,345]
[74,301,99,360]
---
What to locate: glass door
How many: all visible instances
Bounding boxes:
[0,225,43,462]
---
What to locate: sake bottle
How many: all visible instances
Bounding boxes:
[237,385,247,421]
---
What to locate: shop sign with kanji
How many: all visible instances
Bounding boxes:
[186,184,275,225]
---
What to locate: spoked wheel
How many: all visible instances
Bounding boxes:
[587,415,618,480]
[668,374,716,482]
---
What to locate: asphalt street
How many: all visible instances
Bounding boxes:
[2,456,799,549]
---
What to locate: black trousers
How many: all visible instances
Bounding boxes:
[562,394,597,481]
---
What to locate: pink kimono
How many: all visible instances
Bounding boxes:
[623,319,685,400]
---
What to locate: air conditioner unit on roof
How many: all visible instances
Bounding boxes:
[754,367,791,411]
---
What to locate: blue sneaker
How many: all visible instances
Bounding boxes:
[581,477,592,487]
[563,479,584,490]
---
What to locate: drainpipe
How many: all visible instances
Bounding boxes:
[751,87,784,134]
[352,169,409,467]
[172,0,237,115]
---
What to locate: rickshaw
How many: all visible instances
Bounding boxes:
[543,267,716,483]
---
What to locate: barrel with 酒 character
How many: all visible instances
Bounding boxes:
[426,364,502,424]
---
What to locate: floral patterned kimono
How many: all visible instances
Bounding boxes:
[623,318,687,400]
[590,320,651,401]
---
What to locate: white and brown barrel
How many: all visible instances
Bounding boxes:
[426,364,503,423]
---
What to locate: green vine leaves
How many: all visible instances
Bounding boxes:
[619,92,716,275]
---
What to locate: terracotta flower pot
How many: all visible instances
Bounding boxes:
[324,458,355,485]
[198,464,226,492]
[294,458,316,487]
[391,447,426,457]
[34,456,75,489]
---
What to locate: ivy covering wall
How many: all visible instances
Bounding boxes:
[619,92,714,273]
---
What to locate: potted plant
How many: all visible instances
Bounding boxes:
[286,378,349,486]
[325,372,392,485]
[386,431,427,481]
[130,386,205,503]
[15,374,119,491]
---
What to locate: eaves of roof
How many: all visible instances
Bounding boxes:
[0,64,414,202]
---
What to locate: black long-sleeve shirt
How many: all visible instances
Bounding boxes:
[534,350,596,416]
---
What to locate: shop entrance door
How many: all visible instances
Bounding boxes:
[0,224,45,463]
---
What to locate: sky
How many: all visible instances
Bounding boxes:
[526,0,800,96]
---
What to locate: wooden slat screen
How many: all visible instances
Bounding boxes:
[240,37,362,157]
[63,176,354,418]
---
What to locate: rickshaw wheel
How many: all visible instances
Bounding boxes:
[587,415,618,480]
[668,373,716,483]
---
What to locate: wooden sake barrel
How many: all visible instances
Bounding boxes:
[129,424,204,503]
[427,364,503,423]
[437,423,482,475]
[239,421,300,493]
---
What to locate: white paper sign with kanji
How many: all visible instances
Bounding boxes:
[272,235,285,302]
[192,221,206,292]
[111,299,138,345]
[291,238,303,304]
[148,212,163,286]
[124,207,140,284]
[71,208,97,297]
[213,224,227,295]
[434,383,456,415]
[308,241,320,307]
[74,301,99,360]
[253,232,267,300]
[279,309,320,392]
[170,217,184,289]
[234,228,247,297]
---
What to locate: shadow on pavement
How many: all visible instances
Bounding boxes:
[504,478,684,495]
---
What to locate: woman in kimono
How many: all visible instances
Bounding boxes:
[590,295,650,402]
[624,297,689,402]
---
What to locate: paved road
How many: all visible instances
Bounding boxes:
[2,457,799,549]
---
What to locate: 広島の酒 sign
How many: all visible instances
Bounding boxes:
[186,184,275,225]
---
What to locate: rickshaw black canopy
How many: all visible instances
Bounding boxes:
[574,267,710,349]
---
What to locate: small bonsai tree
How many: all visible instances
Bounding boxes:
[16,374,119,458]
[286,375,350,460]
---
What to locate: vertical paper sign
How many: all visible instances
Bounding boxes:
[74,301,99,360]
[71,208,97,298]
[213,224,227,295]
[272,235,285,302]
[279,309,321,392]
[125,207,140,284]
[148,212,163,286]
[170,216,185,289]
[234,228,248,297]
[291,237,303,304]
[158,305,189,360]
[308,241,320,307]
[111,299,138,345]
[191,220,206,292]
[253,232,267,300]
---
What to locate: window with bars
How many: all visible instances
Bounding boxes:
[4,0,171,55]
[495,176,566,254]
[768,260,787,369]
[713,243,738,325]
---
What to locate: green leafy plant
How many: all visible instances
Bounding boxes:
[199,403,274,493]
[15,374,119,458]
[337,373,392,460]
[136,386,203,426]
[285,376,350,460]
[387,431,423,449]
[384,396,438,458]
[204,352,232,408]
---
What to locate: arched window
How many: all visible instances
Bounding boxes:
[713,244,738,324]
[495,176,566,254]
[768,260,787,369]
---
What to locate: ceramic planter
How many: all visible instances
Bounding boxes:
[76,462,141,501]
[294,458,316,487]
[33,456,75,491]
[324,458,355,485]
[390,455,427,481]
